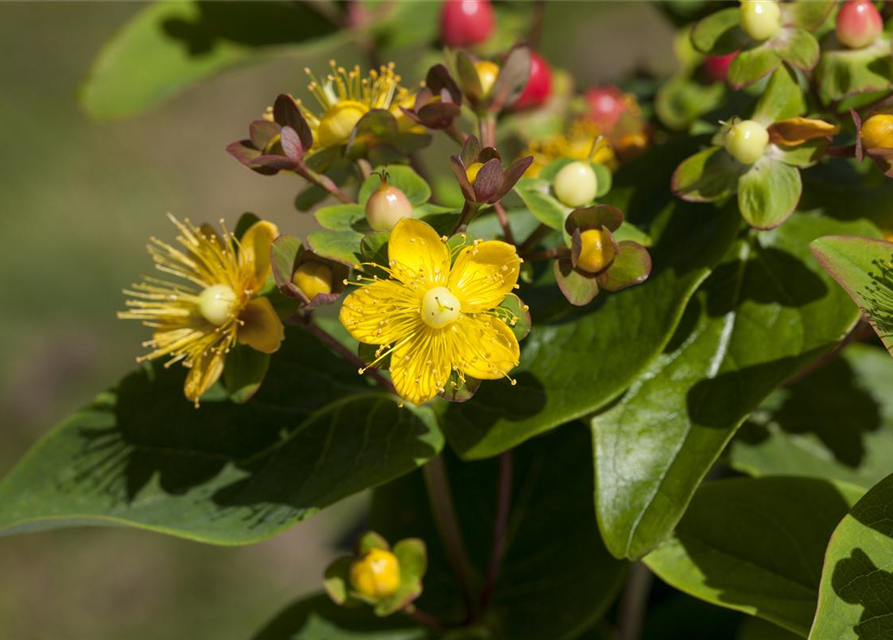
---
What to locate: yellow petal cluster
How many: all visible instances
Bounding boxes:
[119,215,284,405]
[339,219,524,406]
[524,118,615,178]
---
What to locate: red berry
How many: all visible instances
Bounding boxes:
[512,52,553,111]
[703,51,738,83]
[585,86,626,132]
[440,0,496,48]
[836,0,884,49]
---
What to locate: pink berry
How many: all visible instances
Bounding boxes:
[511,52,553,110]
[440,0,496,48]
[703,51,738,83]
[836,0,883,49]
[585,86,626,132]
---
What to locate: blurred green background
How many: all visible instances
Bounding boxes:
[0,3,675,638]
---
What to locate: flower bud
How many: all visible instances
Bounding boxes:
[577,228,616,274]
[198,284,237,326]
[440,0,496,47]
[739,0,782,41]
[836,0,884,49]
[512,51,553,111]
[292,262,334,300]
[465,161,485,185]
[553,161,598,207]
[349,548,401,599]
[861,114,893,150]
[365,178,413,231]
[724,119,769,164]
[317,102,367,148]
[585,86,626,132]
[474,60,500,97]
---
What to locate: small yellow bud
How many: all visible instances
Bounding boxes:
[198,284,237,325]
[349,548,401,598]
[293,262,334,300]
[317,100,368,148]
[577,228,616,274]
[861,114,893,150]
[474,60,500,97]
[466,162,485,185]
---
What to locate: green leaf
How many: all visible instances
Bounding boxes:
[769,139,827,168]
[593,213,877,560]
[728,44,782,89]
[808,472,893,640]
[731,344,893,491]
[253,593,427,640]
[816,36,893,103]
[597,241,652,292]
[79,1,340,120]
[514,181,569,230]
[810,235,893,356]
[739,618,802,640]
[370,424,627,640]
[315,204,368,232]
[691,8,749,55]
[222,342,270,404]
[306,229,365,267]
[753,65,806,124]
[783,0,834,31]
[738,157,802,229]
[672,146,745,203]
[644,476,865,636]
[775,28,820,72]
[359,166,431,208]
[656,76,727,132]
[554,256,600,306]
[0,327,443,544]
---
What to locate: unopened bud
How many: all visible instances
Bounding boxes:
[861,114,893,150]
[465,162,485,185]
[577,228,616,274]
[740,0,782,41]
[317,102,367,148]
[349,548,401,599]
[293,262,334,300]
[837,0,884,49]
[474,60,500,97]
[365,177,413,231]
[553,161,598,207]
[725,119,769,165]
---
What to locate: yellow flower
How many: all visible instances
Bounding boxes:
[524,118,615,178]
[119,215,285,405]
[298,60,410,151]
[339,219,524,406]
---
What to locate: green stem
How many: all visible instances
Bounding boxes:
[452,201,480,235]
[297,165,354,204]
[423,456,477,623]
[493,202,516,245]
[518,223,553,256]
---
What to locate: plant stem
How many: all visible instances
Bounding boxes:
[452,201,480,235]
[478,450,513,613]
[403,605,446,629]
[423,455,477,622]
[617,562,652,640]
[297,165,354,204]
[480,113,497,148]
[493,202,516,244]
[518,223,553,256]
[445,123,468,147]
[528,0,547,50]
[524,247,567,262]
[294,317,395,394]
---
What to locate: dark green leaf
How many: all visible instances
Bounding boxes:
[672,146,745,203]
[0,328,442,544]
[222,343,270,404]
[253,593,427,640]
[644,476,864,636]
[79,1,340,119]
[593,213,877,560]
[370,425,627,640]
[809,472,893,640]
[731,344,893,491]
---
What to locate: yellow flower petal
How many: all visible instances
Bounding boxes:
[768,117,840,146]
[449,241,521,313]
[390,326,453,406]
[339,280,422,346]
[455,315,520,381]
[388,218,450,287]
[237,297,284,354]
[240,220,280,291]
[184,350,225,406]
